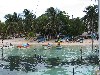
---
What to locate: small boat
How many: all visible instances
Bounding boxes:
[42,43,52,50]
[56,46,62,49]
[17,43,30,49]
[43,45,52,50]
[17,45,30,48]
[43,46,48,50]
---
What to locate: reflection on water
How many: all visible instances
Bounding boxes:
[0,45,99,75]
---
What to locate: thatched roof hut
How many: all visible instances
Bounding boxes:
[80,32,91,39]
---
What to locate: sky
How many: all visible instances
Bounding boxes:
[0,0,98,22]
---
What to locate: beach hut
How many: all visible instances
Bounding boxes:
[80,32,91,39]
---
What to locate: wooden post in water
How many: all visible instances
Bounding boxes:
[1,39,3,60]
[80,47,82,62]
[91,0,97,51]
[73,67,74,75]
[1,33,4,60]
[92,19,94,51]
[1,46,3,60]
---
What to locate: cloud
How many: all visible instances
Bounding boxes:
[0,0,98,22]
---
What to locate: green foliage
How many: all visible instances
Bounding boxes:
[83,5,98,33]
[28,32,35,37]
[36,7,70,37]
[23,9,36,33]
[68,17,85,36]
[0,21,7,39]
[1,6,96,38]
[4,12,22,36]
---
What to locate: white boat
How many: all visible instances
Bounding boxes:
[44,46,48,50]
[43,45,52,50]
[56,46,62,49]
[42,43,52,50]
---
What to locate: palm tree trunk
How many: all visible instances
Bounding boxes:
[91,19,94,51]
[98,0,100,61]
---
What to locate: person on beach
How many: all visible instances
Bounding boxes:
[48,43,52,47]
[94,46,99,55]
[22,43,29,47]
[95,46,97,52]
[57,41,60,46]
[96,34,99,40]
[27,43,29,46]
[10,43,13,46]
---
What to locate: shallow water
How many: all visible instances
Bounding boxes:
[0,45,98,75]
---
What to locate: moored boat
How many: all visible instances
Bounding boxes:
[17,43,30,49]
[42,43,52,50]
[56,46,62,49]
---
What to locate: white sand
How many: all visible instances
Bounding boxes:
[0,38,99,46]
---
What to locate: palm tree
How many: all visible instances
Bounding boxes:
[83,5,98,51]
[5,12,22,37]
[0,21,6,38]
[83,5,98,33]
[45,7,70,38]
[23,9,36,36]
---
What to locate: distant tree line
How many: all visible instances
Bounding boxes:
[0,5,98,39]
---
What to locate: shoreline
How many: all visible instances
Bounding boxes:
[0,38,99,46]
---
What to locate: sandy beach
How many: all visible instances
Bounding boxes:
[0,38,99,47]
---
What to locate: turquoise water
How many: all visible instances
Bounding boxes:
[0,45,98,75]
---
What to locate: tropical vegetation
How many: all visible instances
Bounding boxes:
[0,5,98,39]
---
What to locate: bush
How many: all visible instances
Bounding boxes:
[28,32,35,37]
